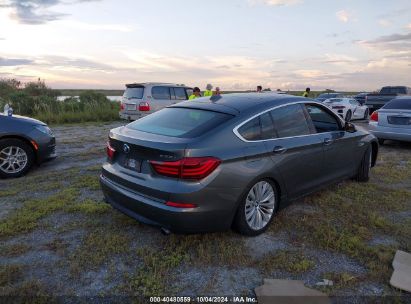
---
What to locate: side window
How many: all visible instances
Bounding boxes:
[270,104,311,138]
[186,88,193,97]
[305,104,340,133]
[152,86,171,100]
[238,117,261,141]
[260,112,276,140]
[173,87,188,100]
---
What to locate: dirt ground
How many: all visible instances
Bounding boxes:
[0,120,410,303]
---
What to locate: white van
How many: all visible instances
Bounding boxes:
[119,83,193,121]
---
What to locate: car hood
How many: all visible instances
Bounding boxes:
[1,114,46,126]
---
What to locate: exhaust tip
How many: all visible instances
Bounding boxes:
[160,227,171,236]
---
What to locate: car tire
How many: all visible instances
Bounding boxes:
[233,179,278,236]
[0,139,35,178]
[356,146,372,183]
[363,109,369,120]
[378,139,385,145]
[345,110,352,122]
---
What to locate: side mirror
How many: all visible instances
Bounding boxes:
[345,122,356,133]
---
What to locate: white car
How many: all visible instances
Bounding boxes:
[324,98,369,121]
[119,83,193,121]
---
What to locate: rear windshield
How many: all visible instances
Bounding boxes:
[124,87,144,99]
[126,107,233,138]
[380,87,407,95]
[383,99,411,110]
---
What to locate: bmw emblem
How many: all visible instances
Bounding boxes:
[123,144,130,154]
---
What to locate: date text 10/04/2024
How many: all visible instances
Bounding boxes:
[149,296,257,303]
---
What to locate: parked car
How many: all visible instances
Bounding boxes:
[119,83,193,121]
[316,92,344,102]
[100,93,378,236]
[324,98,369,121]
[368,97,411,144]
[365,86,411,112]
[0,114,56,178]
[353,92,370,105]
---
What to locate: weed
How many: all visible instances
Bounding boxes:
[0,244,31,257]
[259,250,314,274]
[0,188,78,237]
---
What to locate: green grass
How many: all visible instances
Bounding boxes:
[0,264,24,286]
[65,199,110,214]
[268,178,410,284]
[68,228,131,276]
[0,188,78,238]
[167,233,250,267]
[259,250,315,274]
[0,244,31,257]
[121,246,188,296]
[72,174,101,191]
[34,107,120,125]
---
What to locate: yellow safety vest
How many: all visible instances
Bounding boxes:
[302,92,309,97]
[204,90,213,97]
[189,94,199,100]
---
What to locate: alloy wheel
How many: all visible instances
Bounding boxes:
[244,181,276,231]
[0,146,28,174]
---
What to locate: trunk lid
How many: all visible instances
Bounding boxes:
[378,109,411,129]
[106,126,189,199]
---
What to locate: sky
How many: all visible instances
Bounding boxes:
[0,0,410,91]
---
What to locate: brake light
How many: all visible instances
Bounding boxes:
[165,201,197,208]
[120,103,125,110]
[106,141,116,160]
[139,102,150,111]
[370,111,378,122]
[332,106,346,109]
[150,157,221,180]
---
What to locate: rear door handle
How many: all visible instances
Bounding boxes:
[273,146,287,154]
[324,138,333,146]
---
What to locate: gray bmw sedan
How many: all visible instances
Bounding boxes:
[100,93,378,236]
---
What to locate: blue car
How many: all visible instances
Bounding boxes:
[0,113,56,178]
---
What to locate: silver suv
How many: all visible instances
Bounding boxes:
[119,83,193,121]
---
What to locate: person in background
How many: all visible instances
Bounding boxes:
[204,84,213,97]
[302,87,311,98]
[215,87,221,95]
[189,87,202,100]
[257,85,263,93]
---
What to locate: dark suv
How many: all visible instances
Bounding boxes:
[0,114,56,178]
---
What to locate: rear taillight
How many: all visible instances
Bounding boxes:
[370,111,378,122]
[332,106,346,109]
[106,141,116,161]
[120,103,125,110]
[139,102,150,111]
[165,201,197,208]
[149,157,221,180]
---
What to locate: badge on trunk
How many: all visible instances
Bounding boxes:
[123,144,130,154]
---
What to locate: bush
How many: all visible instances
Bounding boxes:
[0,78,119,124]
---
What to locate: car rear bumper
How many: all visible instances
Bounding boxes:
[368,123,411,142]
[100,174,237,233]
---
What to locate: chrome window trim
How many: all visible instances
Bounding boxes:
[232,101,345,143]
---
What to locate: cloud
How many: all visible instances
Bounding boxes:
[359,32,411,52]
[336,10,354,23]
[0,0,100,24]
[378,19,391,27]
[59,20,134,32]
[0,57,33,66]
[248,0,303,7]
[407,23,411,30]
